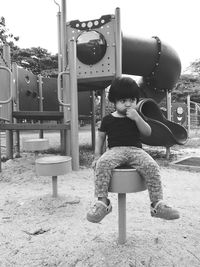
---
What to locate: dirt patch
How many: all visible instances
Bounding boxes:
[1,130,200,266]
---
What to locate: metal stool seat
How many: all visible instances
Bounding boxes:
[23,138,49,154]
[35,155,72,197]
[109,168,147,244]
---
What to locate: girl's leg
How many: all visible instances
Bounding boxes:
[87,147,129,223]
[94,147,129,198]
[127,147,163,203]
[127,147,179,220]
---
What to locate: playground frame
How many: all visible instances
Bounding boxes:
[0,0,187,171]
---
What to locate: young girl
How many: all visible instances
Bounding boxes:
[87,76,180,223]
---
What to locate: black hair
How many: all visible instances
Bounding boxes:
[108,77,140,103]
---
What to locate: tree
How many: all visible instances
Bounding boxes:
[172,74,200,103]
[185,59,200,76]
[11,47,58,75]
[0,16,19,47]
[1,16,58,76]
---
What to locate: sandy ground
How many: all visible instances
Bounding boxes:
[1,128,200,267]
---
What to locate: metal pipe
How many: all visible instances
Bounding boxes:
[53,0,60,12]
[187,95,191,137]
[166,90,172,121]
[57,71,71,107]
[3,45,13,160]
[61,0,71,156]
[69,39,79,171]
[166,90,171,158]
[0,66,13,104]
[57,11,62,74]
[118,193,126,244]
[12,62,20,156]
[61,0,68,69]
[38,75,43,112]
[38,74,44,138]
[91,91,96,151]
[115,7,122,78]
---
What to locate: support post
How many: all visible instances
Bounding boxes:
[57,9,62,75]
[69,39,79,171]
[91,91,96,151]
[166,90,171,159]
[0,105,1,172]
[57,7,64,113]
[12,62,20,157]
[100,90,106,152]
[56,7,65,153]
[3,45,13,159]
[52,176,58,197]
[38,74,44,138]
[118,193,126,244]
[61,0,71,156]
[187,95,191,137]
[115,7,122,78]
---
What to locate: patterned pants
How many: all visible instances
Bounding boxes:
[94,146,163,203]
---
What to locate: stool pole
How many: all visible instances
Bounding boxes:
[34,151,39,160]
[118,193,126,244]
[52,176,58,197]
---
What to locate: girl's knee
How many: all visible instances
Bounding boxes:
[96,156,115,170]
[137,161,160,177]
[96,158,109,169]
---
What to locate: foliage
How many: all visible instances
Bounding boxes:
[0,16,58,76]
[95,92,115,122]
[0,16,19,47]
[185,59,200,76]
[79,144,94,167]
[11,47,58,75]
[172,74,200,103]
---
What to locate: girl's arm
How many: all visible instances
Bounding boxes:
[94,131,106,159]
[126,108,151,137]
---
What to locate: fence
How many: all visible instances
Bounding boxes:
[189,100,200,129]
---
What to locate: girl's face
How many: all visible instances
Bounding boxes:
[115,98,137,115]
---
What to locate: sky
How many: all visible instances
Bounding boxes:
[1,0,200,72]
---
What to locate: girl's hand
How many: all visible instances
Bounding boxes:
[126,108,139,121]
[127,108,152,136]
[92,156,100,170]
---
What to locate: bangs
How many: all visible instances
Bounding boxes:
[108,77,140,103]
[114,87,138,101]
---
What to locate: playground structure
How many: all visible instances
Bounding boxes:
[0,2,188,172]
[0,1,191,245]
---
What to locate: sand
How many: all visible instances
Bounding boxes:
[0,129,200,267]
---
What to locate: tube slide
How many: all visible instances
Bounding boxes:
[122,35,182,97]
[121,35,187,147]
[136,98,188,147]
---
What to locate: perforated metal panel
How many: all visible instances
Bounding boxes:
[66,14,116,82]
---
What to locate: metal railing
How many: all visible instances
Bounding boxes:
[0,66,13,104]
